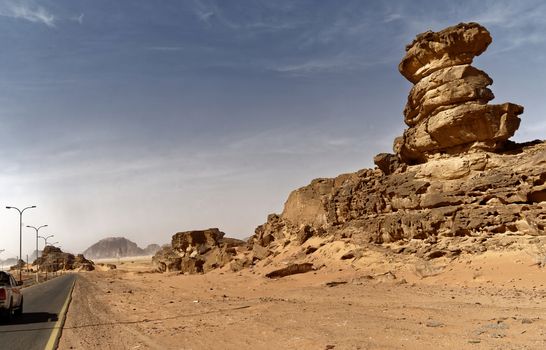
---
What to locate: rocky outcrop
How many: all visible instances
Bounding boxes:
[152,229,245,273]
[253,141,545,258]
[83,237,161,259]
[34,246,95,272]
[250,22,545,262]
[73,254,95,271]
[393,22,523,164]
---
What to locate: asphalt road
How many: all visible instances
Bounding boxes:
[0,274,76,350]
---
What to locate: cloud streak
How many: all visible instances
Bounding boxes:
[0,0,56,27]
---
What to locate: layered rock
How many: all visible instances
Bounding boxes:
[253,142,546,258]
[152,228,245,273]
[393,22,523,164]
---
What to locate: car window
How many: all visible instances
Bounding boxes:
[0,273,9,286]
[10,276,17,287]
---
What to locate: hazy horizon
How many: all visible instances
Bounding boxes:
[0,0,545,258]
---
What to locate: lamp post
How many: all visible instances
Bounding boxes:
[6,205,36,282]
[39,234,55,248]
[27,225,48,261]
[27,225,47,283]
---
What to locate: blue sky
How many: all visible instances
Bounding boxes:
[0,0,545,257]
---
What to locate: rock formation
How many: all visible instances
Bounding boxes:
[248,23,545,262]
[34,245,95,272]
[83,237,161,259]
[152,228,245,273]
[393,22,523,164]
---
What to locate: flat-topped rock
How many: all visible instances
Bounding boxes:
[399,22,491,83]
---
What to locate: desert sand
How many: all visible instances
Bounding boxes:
[59,240,546,350]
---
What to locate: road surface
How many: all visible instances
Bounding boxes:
[0,274,76,350]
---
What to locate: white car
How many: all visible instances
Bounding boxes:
[0,271,23,319]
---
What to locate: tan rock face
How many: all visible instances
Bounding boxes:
[399,22,492,83]
[252,142,546,258]
[394,22,524,164]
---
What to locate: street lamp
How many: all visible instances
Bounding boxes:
[27,225,47,283]
[26,225,48,261]
[0,249,4,271]
[6,205,36,282]
[39,234,55,247]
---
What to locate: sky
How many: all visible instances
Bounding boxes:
[0,0,545,258]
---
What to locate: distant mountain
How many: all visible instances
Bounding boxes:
[143,244,161,255]
[0,258,18,270]
[83,237,161,259]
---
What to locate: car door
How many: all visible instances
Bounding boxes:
[9,276,21,306]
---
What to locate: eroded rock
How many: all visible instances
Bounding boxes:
[34,246,95,272]
[153,228,245,274]
[395,22,524,164]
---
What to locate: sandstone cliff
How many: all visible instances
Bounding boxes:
[247,23,545,264]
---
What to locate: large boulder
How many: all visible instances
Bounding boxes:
[34,246,95,272]
[171,228,224,254]
[399,22,492,83]
[73,254,95,271]
[153,229,245,274]
[152,246,181,272]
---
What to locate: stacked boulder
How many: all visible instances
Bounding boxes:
[393,22,524,164]
[152,228,245,274]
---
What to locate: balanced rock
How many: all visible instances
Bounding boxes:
[393,22,523,164]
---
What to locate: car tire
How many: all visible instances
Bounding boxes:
[5,299,13,320]
[14,297,23,316]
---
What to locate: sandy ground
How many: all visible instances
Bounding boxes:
[58,247,546,350]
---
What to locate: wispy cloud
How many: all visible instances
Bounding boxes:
[272,54,394,76]
[193,0,222,26]
[197,9,214,23]
[146,46,185,51]
[192,0,303,33]
[0,0,55,27]
[384,13,402,23]
[273,58,357,75]
[71,13,84,25]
